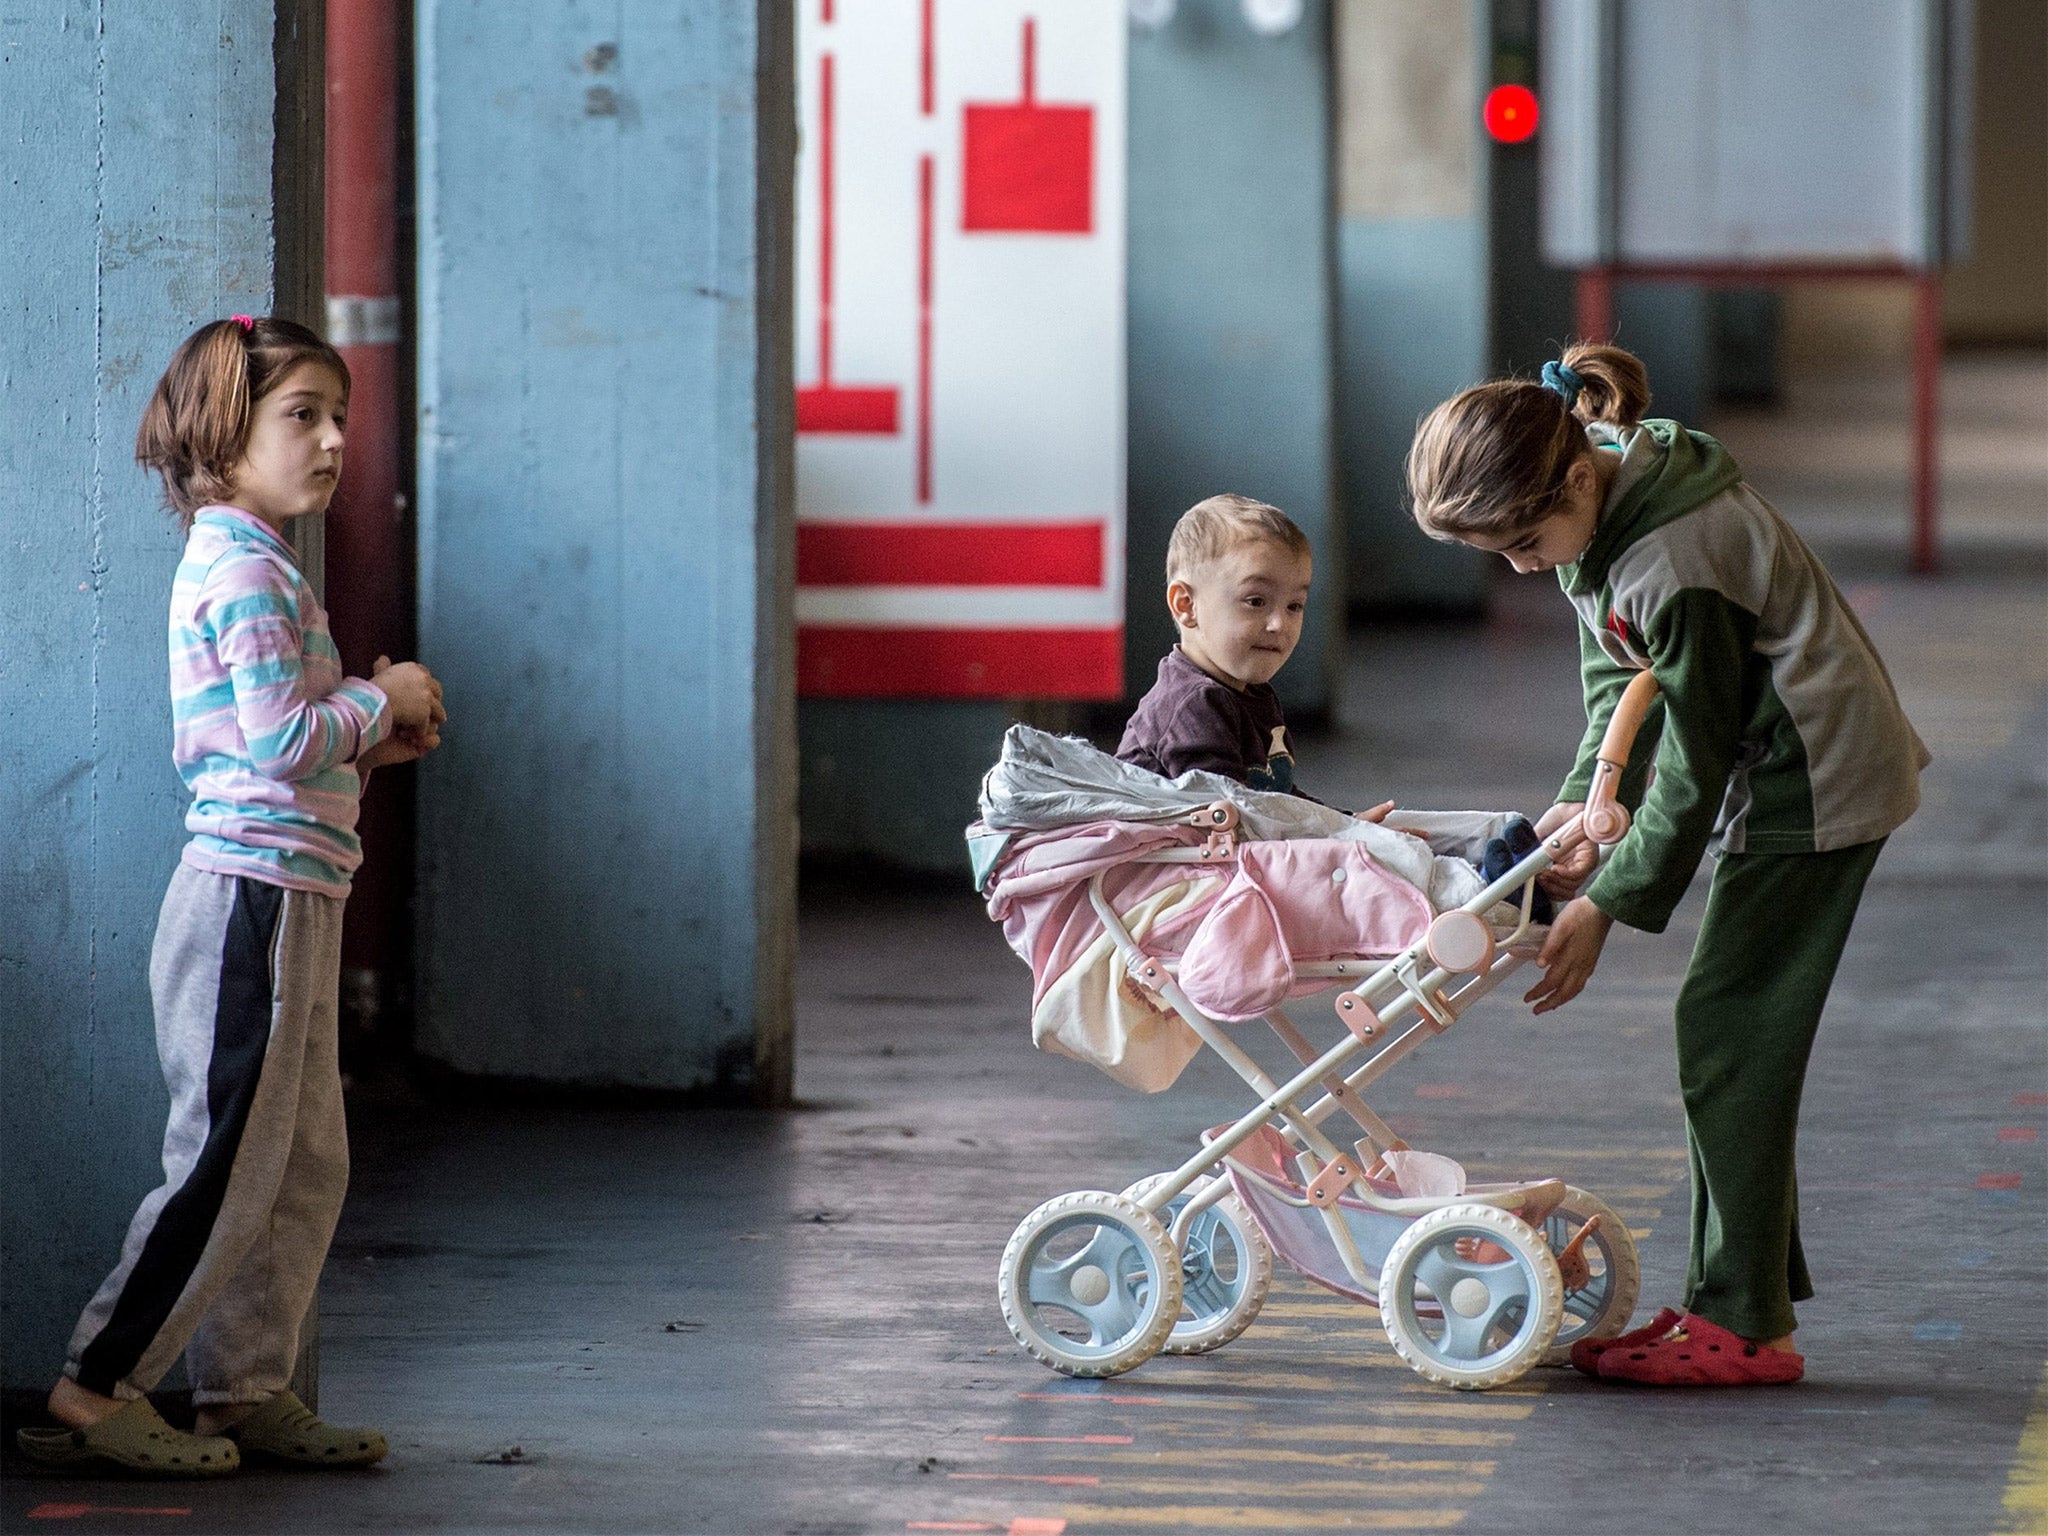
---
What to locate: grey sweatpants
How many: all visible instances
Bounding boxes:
[66,863,349,1407]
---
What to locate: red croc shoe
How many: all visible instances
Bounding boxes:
[1595,1313,1805,1386]
[1568,1307,1683,1377]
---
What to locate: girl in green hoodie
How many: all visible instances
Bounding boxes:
[1405,344,1927,1387]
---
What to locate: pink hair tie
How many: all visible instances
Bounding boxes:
[231,314,254,332]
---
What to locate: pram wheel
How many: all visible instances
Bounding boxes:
[1378,1203,1563,1390]
[1533,1186,1641,1366]
[1120,1174,1273,1355]
[999,1191,1182,1378]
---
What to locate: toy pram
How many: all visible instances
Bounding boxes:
[973,673,1662,1391]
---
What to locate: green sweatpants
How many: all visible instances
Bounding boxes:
[1674,837,1885,1342]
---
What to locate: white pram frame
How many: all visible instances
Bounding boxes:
[996,673,1664,1391]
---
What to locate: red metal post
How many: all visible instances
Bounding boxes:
[325,0,411,1031]
[1911,270,1942,576]
[1574,268,1615,344]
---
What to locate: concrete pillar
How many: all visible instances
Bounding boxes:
[1334,0,1488,613]
[1,2,316,1391]
[1127,0,1339,714]
[414,3,797,1097]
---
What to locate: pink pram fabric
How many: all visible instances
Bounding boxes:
[982,821,1210,1014]
[982,820,1438,1089]
[1176,841,1434,1021]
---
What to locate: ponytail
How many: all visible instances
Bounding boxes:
[1406,344,1654,543]
[1556,342,1650,431]
[136,315,347,526]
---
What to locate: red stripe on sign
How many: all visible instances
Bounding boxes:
[798,522,1103,586]
[796,385,900,434]
[799,626,1122,699]
[916,153,935,502]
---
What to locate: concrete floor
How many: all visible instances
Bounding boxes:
[5,356,2044,1533]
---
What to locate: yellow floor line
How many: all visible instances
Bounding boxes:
[1364,1402,1536,1421]
[2004,1358,2048,1534]
[1186,1423,1515,1449]
[1059,1503,1465,1530]
[1253,1310,1400,1327]
[1063,1474,1487,1501]
[1394,1378,1548,1396]
[1194,1368,1415,1392]
[1136,1384,1534,1421]
[1075,1450,1495,1476]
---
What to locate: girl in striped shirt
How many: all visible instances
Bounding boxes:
[18,317,445,1476]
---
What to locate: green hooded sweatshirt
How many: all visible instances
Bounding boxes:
[1557,420,1929,933]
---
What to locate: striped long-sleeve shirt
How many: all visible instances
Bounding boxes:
[172,505,392,895]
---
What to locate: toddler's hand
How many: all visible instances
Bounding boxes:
[1533,800,1598,896]
[372,655,446,731]
[1355,801,1396,824]
[1538,841,1599,896]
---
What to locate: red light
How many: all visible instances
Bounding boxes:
[1483,84,1539,144]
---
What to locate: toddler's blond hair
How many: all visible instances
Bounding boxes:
[1166,494,1311,585]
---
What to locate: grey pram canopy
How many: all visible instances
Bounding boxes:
[975,725,1516,915]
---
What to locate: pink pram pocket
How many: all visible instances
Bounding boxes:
[1175,841,1434,1022]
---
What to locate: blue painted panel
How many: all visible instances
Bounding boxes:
[1336,216,1488,611]
[1,4,280,1389]
[416,2,792,1088]
[1126,0,1337,715]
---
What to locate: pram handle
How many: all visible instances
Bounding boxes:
[1583,670,1662,845]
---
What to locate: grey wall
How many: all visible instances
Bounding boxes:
[414,2,797,1096]
[1,3,299,1390]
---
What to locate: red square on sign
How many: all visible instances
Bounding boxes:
[963,101,1092,233]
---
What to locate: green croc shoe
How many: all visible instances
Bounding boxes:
[15,1398,240,1477]
[224,1390,387,1468]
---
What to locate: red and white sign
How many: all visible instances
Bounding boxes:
[795,0,1126,699]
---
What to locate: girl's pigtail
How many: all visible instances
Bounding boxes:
[195,319,255,477]
[1557,342,1651,430]
[136,319,258,526]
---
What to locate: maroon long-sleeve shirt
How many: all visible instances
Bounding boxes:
[1116,647,1311,797]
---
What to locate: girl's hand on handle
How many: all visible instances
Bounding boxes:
[372,654,446,730]
[1525,896,1613,1014]
[1533,800,1599,896]
[1356,801,1396,825]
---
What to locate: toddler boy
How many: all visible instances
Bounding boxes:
[1118,494,1343,802]
[1117,493,1548,916]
